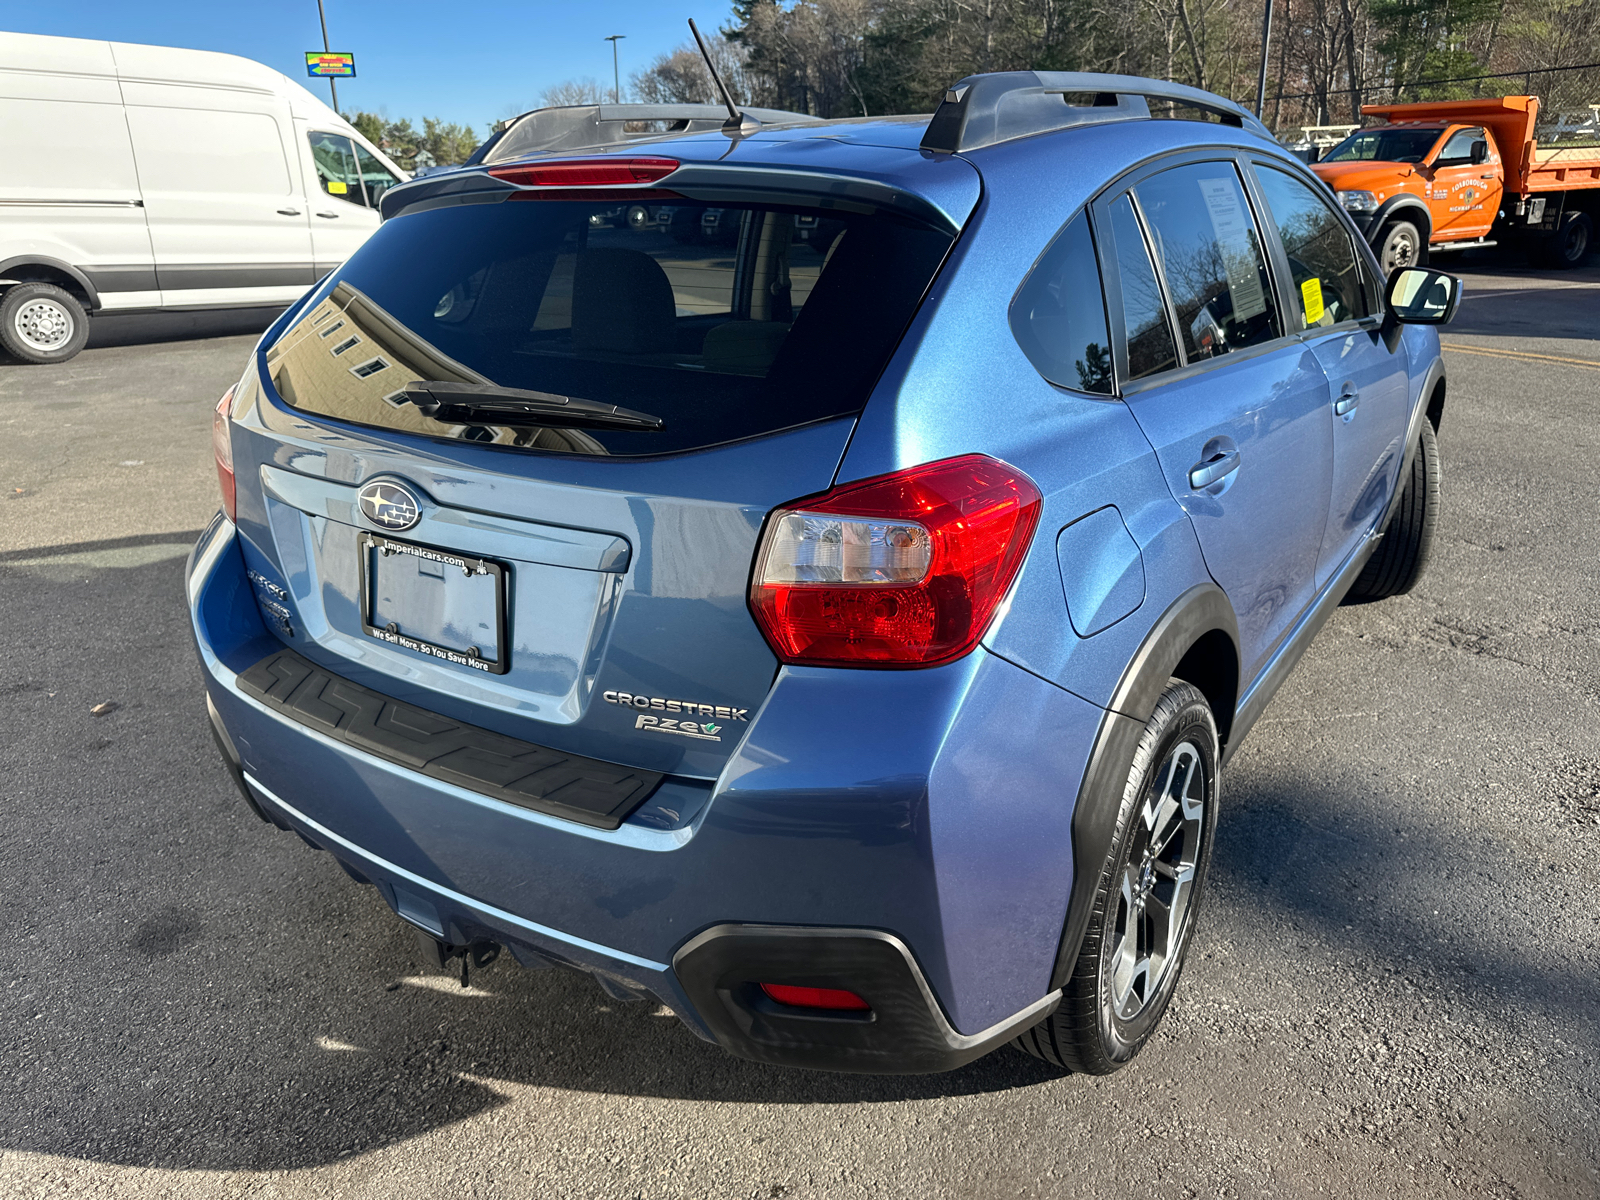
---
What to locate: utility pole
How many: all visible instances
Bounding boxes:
[1254,0,1274,118]
[605,34,625,104]
[316,0,338,112]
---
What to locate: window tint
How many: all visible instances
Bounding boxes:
[1134,163,1281,361]
[352,140,400,206]
[265,198,952,457]
[309,131,366,205]
[1108,195,1179,380]
[1255,166,1369,327]
[1434,127,1484,165]
[1010,213,1113,394]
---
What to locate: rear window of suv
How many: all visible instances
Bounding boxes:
[264,195,955,456]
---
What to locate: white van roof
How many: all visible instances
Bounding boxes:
[0,31,407,179]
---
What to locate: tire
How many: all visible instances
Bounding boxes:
[0,283,90,364]
[1531,211,1592,270]
[1376,219,1428,274]
[1343,417,1440,603]
[1014,679,1219,1075]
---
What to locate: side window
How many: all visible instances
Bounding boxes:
[1254,165,1369,327]
[352,141,400,206]
[1133,162,1282,361]
[1434,128,1483,166]
[309,131,366,206]
[1108,195,1180,380]
[1009,212,1113,395]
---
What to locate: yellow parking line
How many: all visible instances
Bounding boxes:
[1439,341,1600,370]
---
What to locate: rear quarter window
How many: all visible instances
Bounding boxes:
[1009,212,1113,395]
[265,194,954,456]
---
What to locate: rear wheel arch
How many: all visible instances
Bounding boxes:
[0,256,99,311]
[1049,585,1240,991]
[1425,376,1445,433]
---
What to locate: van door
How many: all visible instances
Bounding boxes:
[300,128,401,275]
[0,34,158,310]
[119,81,316,306]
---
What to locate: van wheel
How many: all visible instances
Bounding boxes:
[0,283,90,364]
[1014,680,1218,1075]
[1376,219,1427,273]
[1343,418,1439,604]
[1532,212,1592,269]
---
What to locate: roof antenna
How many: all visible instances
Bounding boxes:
[688,18,759,138]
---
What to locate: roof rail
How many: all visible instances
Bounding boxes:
[478,102,823,165]
[920,72,1274,154]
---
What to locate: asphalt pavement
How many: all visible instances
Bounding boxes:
[1,256,1597,1199]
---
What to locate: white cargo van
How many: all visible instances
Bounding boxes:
[0,32,409,363]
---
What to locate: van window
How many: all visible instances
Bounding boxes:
[1254,166,1369,327]
[264,197,953,456]
[1107,195,1179,380]
[1133,163,1281,362]
[352,141,400,206]
[309,132,366,205]
[1009,213,1113,395]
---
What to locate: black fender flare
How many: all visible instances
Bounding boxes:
[1366,196,1432,249]
[1049,584,1239,989]
[0,255,102,310]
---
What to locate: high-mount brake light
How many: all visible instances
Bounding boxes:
[213,385,236,523]
[749,455,1043,668]
[486,157,680,187]
[759,983,871,1011]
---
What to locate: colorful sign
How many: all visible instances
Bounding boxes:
[306,52,356,78]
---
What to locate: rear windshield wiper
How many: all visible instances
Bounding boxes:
[402,381,664,432]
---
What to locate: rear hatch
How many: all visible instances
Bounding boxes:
[228,153,968,781]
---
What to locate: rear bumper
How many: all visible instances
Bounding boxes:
[188,515,1102,1070]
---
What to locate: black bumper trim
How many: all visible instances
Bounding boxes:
[235,647,663,829]
[673,924,1060,1074]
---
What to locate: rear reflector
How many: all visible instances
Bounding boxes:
[749,455,1043,667]
[213,386,236,523]
[487,157,680,187]
[759,983,871,1011]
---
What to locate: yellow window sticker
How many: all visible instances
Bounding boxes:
[327,181,348,194]
[1300,277,1325,325]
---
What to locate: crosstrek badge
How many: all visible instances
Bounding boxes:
[1300,277,1325,325]
[603,690,750,723]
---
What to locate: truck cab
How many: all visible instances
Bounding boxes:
[1313,94,1600,271]
[1314,122,1504,270]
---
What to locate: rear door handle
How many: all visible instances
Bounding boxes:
[1188,449,1241,490]
[1334,383,1359,417]
[277,206,302,216]
[316,211,340,219]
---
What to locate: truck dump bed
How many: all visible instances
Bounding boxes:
[1361,94,1600,196]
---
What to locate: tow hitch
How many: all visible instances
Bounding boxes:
[416,930,501,988]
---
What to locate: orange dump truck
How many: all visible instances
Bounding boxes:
[1311,95,1600,271]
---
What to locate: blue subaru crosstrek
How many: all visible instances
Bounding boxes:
[189,73,1460,1075]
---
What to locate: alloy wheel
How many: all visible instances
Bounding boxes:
[1105,738,1207,1022]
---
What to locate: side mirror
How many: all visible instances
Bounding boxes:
[1471,139,1489,165]
[1381,267,1462,350]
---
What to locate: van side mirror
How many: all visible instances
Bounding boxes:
[1470,139,1489,165]
[1380,267,1462,350]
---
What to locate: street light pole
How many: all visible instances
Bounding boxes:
[1254,0,1274,119]
[316,0,338,112]
[605,34,625,104]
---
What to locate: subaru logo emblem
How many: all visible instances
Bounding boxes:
[358,480,421,531]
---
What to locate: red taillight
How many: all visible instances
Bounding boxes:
[749,455,1043,667]
[213,386,236,523]
[487,157,679,187]
[759,983,871,1011]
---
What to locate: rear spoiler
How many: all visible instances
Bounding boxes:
[465,102,823,167]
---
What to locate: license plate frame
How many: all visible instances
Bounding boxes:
[357,532,510,675]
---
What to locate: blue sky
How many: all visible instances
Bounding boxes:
[7,1,740,133]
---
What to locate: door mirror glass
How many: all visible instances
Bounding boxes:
[1386,267,1461,324]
